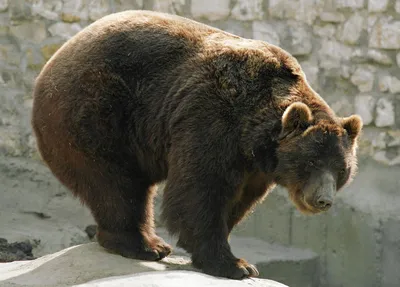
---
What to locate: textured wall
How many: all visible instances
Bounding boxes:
[1,0,400,166]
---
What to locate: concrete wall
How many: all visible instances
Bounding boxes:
[1,0,400,286]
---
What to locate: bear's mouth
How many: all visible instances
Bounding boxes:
[302,196,327,213]
[289,189,324,215]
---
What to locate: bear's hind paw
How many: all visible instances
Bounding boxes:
[97,229,172,261]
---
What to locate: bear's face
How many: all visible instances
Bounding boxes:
[274,102,362,214]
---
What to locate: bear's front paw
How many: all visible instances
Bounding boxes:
[147,235,172,259]
[194,257,259,280]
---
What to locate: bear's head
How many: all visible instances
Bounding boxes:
[273,102,363,214]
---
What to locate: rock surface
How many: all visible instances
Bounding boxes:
[0,156,95,258]
[0,243,288,287]
[0,239,35,263]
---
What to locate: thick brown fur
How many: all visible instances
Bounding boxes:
[31,10,362,279]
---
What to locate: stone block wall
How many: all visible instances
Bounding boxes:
[1,0,400,166]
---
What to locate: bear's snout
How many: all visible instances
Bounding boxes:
[315,194,333,210]
[311,172,336,211]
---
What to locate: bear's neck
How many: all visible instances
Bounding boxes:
[240,109,281,173]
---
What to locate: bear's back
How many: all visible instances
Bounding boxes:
[38,10,292,86]
[32,10,305,165]
[38,11,208,84]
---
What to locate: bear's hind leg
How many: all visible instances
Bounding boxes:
[96,184,172,261]
[60,158,171,261]
[93,175,171,261]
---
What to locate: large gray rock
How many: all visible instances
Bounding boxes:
[313,23,336,39]
[30,0,62,21]
[252,21,281,46]
[268,0,323,25]
[318,39,353,69]
[9,21,47,44]
[114,0,143,12]
[369,18,400,49]
[0,243,288,287]
[396,0,400,13]
[335,0,364,9]
[191,0,230,21]
[368,0,389,12]
[8,0,32,21]
[88,0,112,21]
[77,272,286,287]
[350,66,375,92]
[0,0,8,12]
[366,49,393,65]
[378,75,400,93]
[158,228,318,287]
[152,0,185,15]
[319,12,345,23]
[388,76,400,94]
[354,94,376,125]
[231,0,264,21]
[375,98,395,127]
[285,22,313,56]
[61,0,88,22]
[48,22,82,40]
[339,12,365,45]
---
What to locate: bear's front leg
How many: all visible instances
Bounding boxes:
[162,163,259,279]
[190,226,259,279]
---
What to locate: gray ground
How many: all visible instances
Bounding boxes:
[0,155,95,259]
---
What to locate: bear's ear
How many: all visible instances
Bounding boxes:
[342,115,363,142]
[280,102,313,138]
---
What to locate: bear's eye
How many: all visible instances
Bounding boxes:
[308,160,315,167]
[339,168,347,176]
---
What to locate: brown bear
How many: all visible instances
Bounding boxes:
[31,10,362,279]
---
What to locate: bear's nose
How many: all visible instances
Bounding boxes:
[316,196,333,210]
